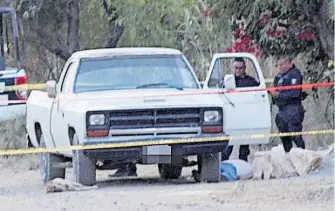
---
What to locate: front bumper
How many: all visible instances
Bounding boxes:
[82,134,229,164]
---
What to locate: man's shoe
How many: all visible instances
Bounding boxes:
[109,171,137,177]
[108,168,137,178]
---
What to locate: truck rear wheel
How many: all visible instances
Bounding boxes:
[158,164,182,179]
[39,133,66,184]
[197,152,221,182]
[72,132,96,186]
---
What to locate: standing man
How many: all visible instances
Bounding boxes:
[270,56,306,152]
[221,57,260,162]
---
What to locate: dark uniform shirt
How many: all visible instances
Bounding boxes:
[235,75,260,88]
[273,67,303,109]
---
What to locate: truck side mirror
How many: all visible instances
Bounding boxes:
[224,74,236,90]
[46,80,57,98]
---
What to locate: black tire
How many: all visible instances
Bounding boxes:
[72,132,96,186]
[158,164,182,179]
[39,133,66,185]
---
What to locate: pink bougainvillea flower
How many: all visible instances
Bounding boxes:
[203,9,211,17]
[225,47,232,52]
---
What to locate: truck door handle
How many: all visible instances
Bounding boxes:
[254,92,265,97]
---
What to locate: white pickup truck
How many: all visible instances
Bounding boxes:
[25,47,271,186]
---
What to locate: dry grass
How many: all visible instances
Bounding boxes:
[0,115,39,170]
[0,115,27,151]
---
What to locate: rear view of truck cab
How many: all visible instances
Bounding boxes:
[0,7,28,106]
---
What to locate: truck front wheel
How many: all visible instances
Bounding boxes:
[72,132,97,186]
[39,133,66,184]
[158,164,182,179]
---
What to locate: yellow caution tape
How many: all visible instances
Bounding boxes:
[4,83,46,92]
[0,129,333,156]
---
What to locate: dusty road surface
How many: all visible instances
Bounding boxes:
[0,152,333,211]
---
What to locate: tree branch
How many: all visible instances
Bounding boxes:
[34,29,71,60]
[102,0,124,48]
[67,0,80,54]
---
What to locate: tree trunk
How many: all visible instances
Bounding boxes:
[34,29,71,61]
[102,0,124,48]
[67,0,80,54]
[104,21,124,48]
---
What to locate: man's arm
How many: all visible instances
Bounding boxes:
[276,70,303,101]
[246,75,260,87]
[253,78,260,86]
[273,75,280,86]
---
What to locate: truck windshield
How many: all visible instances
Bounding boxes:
[73,55,199,93]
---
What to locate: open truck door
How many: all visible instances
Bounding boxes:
[203,52,272,145]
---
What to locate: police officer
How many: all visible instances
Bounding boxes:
[221,57,260,162]
[270,56,306,152]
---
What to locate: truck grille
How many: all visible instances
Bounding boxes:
[109,108,201,129]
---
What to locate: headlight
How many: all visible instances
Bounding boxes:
[89,114,106,125]
[204,110,220,122]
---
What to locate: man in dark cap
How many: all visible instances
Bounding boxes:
[269,56,307,152]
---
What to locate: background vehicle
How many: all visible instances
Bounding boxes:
[0,7,28,106]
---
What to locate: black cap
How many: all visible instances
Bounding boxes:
[234,57,245,63]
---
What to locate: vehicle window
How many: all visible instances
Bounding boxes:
[61,62,78,93]
[207,57,260,88]
[73,55,199,93]
[207,58,222,88]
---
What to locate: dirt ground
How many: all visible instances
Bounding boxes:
[0,149,333,211]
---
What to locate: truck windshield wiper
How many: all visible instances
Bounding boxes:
[135,83,184,90]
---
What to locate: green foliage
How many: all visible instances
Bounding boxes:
[0,0,332,146]
[4,0,334,83]
[102,0,231,79]
[13,0,68,36]
[216,0,333,83]
[80,0,109,49]
[114,0,183,47]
